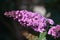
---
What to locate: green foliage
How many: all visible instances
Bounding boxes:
[38,32,47,40]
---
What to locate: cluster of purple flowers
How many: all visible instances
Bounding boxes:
[48,25,60,38]
[4,10,54,33]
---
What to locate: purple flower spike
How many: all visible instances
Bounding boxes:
[4,10,54,33]
[48,25,60,38]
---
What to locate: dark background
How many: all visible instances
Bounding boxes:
[0,0,60,40]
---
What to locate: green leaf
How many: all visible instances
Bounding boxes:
[42,37,46,40]
[38,32,47,40]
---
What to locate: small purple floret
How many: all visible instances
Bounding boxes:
[48,25,60,38]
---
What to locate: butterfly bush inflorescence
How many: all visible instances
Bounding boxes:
[4,10,54,33]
